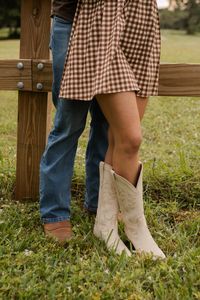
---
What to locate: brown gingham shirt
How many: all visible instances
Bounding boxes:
[59,0,161,101]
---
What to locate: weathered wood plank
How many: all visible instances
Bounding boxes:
[0,59,32,91]
[16,91,50,200]
[0,61,200,95]
[15,0,52,201]
[32,59,53,92]
[158,64,200,96]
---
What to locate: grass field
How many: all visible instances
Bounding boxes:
[0,30,200,299]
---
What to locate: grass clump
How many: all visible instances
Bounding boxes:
[0,197,199,299]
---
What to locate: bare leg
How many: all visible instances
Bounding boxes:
[96,92,148,186]
[94,92,165,258]
[104,127,114,166]
[105,95,148,168]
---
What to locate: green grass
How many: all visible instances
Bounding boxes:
[0,30,200,299]
[0,28,10,39]
[160,30,200,63]
[0,39,19,59]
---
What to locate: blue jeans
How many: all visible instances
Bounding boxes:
[39,16,108,224]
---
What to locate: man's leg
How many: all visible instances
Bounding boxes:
[84,99,109,213]
[39,16,90,224]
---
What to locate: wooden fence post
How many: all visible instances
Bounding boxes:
[15,0,52,200]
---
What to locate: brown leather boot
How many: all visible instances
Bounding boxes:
[43,220,72,245]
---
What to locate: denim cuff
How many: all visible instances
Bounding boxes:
[84,203,97,214]
[41,216,70,224]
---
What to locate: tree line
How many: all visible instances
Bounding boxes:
[160,0,200,34]
[0,0,20,38]
[0,0,199,39]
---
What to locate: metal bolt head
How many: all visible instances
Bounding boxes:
[37,63,44,70]
[17,62,24,70]
[17,82,24,89]
[36,83,43,90]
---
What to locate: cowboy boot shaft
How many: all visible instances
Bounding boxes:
[112,162,166,259]
[93,161,131,256]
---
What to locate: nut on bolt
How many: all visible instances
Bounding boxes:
[36,83,43,90]
[37,63,44,70]
[17,62,24,70]
[17,82,24,89]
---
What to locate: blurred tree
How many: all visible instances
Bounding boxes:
[0,0,20,38]
[185,0,200,34]
[168,0,200,34]
[159,8,188,30]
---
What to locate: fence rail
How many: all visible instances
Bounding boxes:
[1,60,200,95]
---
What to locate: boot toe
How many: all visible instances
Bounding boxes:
[43,220,72,245]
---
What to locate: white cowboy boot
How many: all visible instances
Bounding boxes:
[112,162,165,259]
[93,161,131,257]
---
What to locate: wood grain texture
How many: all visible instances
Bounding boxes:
[15,0,52,200]
[32,59,53,92]
[158,64,200,96]
[16,91,49,200]
[1,60,200,95]
[20,1,51,60]
[0,59,32,91]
